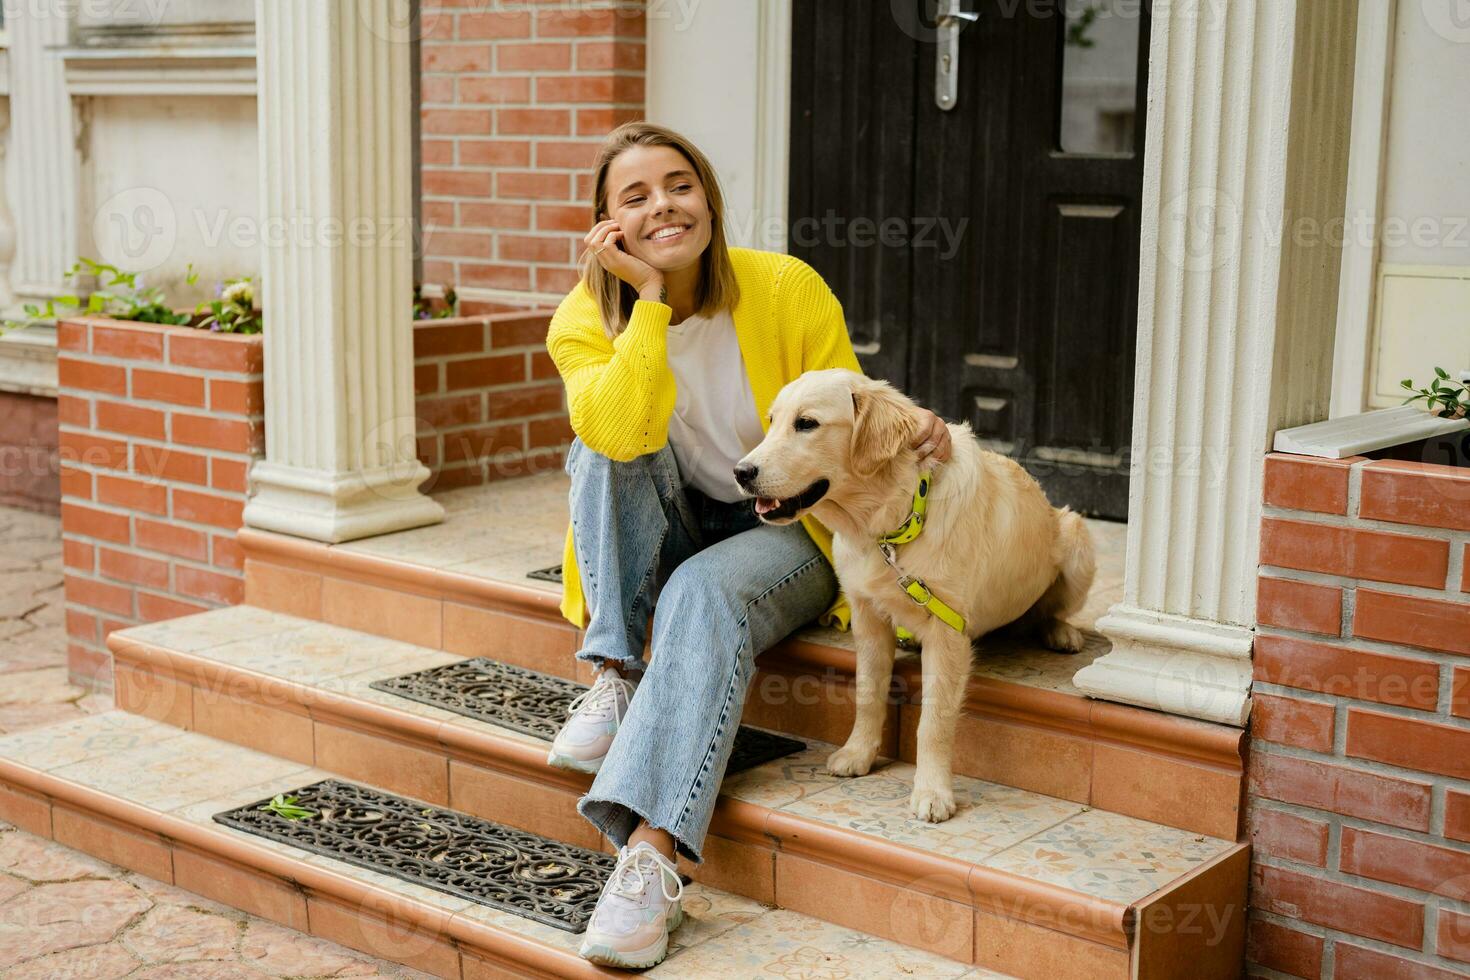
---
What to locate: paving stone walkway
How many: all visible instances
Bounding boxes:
[0,505,436,978]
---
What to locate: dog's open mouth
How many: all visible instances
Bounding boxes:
[754,479,829,522]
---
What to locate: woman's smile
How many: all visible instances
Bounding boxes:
[645,223,691,244]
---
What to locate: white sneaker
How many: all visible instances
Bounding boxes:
[547,670,636,773]
[579,841,684,969]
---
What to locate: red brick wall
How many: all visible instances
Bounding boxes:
[57,318,264,689]
[418,0,646,297]
[0,391,60,514]
[56,309,570,688]
[413,307,571,489]
[1248,453,1470,978]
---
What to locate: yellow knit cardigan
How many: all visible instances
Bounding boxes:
[546,246,862,630]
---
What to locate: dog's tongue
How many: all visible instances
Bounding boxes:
[755,497,780,515]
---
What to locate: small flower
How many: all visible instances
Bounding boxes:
[222,280,253,306]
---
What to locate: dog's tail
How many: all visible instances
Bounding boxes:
[1045,507,1096,622]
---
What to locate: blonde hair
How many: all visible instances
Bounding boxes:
[580,122,740,338]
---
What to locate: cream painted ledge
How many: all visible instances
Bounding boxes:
[0,325,58,397]
[1073,606,1253,727]
[61,44,257,96]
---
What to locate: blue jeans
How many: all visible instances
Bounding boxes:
[565,438,837,862]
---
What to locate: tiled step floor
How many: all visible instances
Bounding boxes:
[117,606,1234,907]
[103,605,1247,976]
[0,711,1007,979]
[334,470,1129,694]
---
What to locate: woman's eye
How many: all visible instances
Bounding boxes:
[794,417,820,432]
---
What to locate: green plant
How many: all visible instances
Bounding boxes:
[260,794,315,821]
[1401,367,1469,420]
[414,282,459,320]
[1066,5,1100,48]
[195,277,263,335]
[19,258,198,326]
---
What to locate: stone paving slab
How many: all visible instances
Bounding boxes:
[0,504,437,978]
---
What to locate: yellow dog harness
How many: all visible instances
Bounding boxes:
[881,472,967,638]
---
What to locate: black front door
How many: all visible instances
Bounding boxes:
[788,0,1150,519]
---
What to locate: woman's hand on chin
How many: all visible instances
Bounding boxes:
[912,409,952,464]
[585,218,664,300]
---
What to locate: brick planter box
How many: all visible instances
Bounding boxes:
[57,317,264,689]
[1247,452,1470,978]
[56,306,567,690]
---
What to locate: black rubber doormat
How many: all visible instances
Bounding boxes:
[526,564,563,584]
[369,657,806,775]
[214,779,613,932]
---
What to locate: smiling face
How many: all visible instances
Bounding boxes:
[733,370,858,524]
[602,144,714,274]
[736,370,923,525]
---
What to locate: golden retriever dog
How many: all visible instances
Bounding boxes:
[735,369,1095,822]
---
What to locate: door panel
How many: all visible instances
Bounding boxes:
[787,1,920,389]
[789,0,1148,518]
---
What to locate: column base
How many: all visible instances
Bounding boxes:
[1074,605,1253,727]
[243,460,444,544]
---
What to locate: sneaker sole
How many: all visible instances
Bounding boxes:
[546,750,603,774]
[579,904,682,969]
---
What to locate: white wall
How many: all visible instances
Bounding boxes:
[1340,0,1470,410]
[1380,1,1470,268]
[645,0,788,252]
[81,95,260,306]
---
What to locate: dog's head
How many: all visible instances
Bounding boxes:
[734,369,920,524]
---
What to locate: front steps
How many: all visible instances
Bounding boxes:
[0,473,1253,977]
[239,473,1245,842]
[0,712,983,979]
[84,604,1248,978]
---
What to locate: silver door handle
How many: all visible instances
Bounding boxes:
[935,1,979,111]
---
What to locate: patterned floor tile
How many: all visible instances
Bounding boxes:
[979,807,1235,903]
[50,727,313,812]
[664,882,771,958]
[718,741,851,810]
[781,764,1083,862]
[199,622,444,685]
[0,710,186,772]
[650,907,979,979]
[116,606,305,655]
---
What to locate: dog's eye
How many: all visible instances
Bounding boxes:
[794,417,820,432]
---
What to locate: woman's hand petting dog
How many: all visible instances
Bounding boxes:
[911,409,952,464]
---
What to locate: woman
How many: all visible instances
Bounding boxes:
[544,121,951,969]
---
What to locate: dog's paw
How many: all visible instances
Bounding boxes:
[1042,620,1085,653]
[909,784,957,823]
[826,745,877,778]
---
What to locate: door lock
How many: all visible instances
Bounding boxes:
[935,0,979,111]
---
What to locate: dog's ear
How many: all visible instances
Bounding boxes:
[850,380,919,477]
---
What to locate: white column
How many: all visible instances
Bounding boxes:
[7,0,79,303]
[244,0,442,543]
[0,97,17,311]
[1073,0,1359,726]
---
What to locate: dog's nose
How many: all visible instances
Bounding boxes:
[733,462,759,488]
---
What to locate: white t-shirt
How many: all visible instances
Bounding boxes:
[664,308,765,503]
